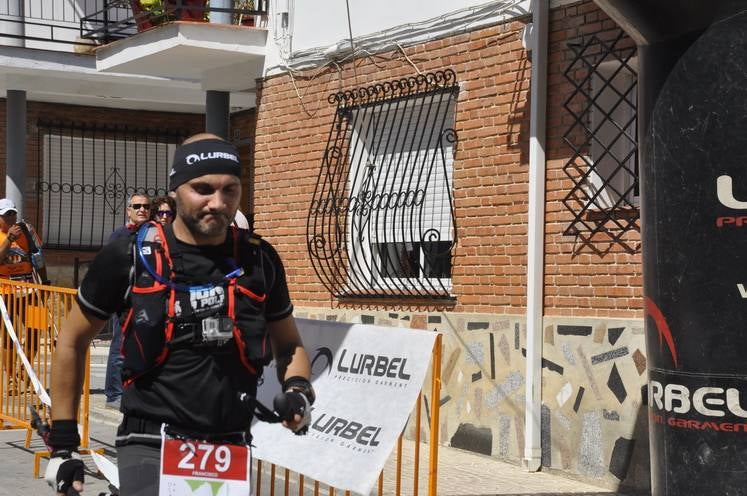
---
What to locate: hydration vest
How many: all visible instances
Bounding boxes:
[120,221,270,383]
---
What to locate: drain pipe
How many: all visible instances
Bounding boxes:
[523,0,548,473]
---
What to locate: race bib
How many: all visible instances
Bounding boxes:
[159,428,251,496]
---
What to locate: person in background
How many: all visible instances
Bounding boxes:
[150,195,176,225]
[0,198,48,285]
[104,193,150,410]
[109,193,150,242]
[0,198,49,393]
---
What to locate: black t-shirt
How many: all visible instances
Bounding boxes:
[77,228,293,436]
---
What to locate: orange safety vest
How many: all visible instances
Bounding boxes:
[0,229,34,280]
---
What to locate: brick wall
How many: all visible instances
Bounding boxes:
[250,0,642,319]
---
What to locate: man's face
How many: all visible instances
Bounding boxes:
[0,211,16,231]
[173,174,241,239]
[127,195,150,226]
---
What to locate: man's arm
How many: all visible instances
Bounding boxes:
[0,224,22,260]
[268,315,312,431]
[50,303,107,422]
[269,315,310,384]
[45,303,106,495]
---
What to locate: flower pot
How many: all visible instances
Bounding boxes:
[170,0,208,22]
[129,0,207,33]
[129,0,160,31]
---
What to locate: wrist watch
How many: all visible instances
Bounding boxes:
[7,233,17,242]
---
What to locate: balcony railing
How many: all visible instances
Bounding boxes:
[81,0,268,44]
[0,1,267,49]
[0,0,105,47]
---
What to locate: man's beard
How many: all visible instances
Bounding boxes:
[181,211,231,237]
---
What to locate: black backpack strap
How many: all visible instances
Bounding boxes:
[161,223,186,275]
[239,229,267,284]
[252,398,283,424]
[17,222,40,254]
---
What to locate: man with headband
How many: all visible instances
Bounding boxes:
[45,133,313,495]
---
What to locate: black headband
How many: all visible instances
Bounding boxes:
[169,139,241,191]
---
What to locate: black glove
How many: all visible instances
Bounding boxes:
[273,390,312,435]
[44,449,84,495]
[45,419,83,495]
[274,376,315,435]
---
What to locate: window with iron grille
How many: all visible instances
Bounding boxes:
[562,30,639,250]
[307,70,459,302]
[36,122,185,250]
[584,60,638,209]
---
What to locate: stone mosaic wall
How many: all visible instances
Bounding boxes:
[295,307,649,493]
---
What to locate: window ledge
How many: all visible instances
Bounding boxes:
[337,295,457,310]
[584,207,639,222]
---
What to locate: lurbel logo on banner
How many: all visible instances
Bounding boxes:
[309,411,383,454]
[310,347,334,377]
[649,378,747,432]
[332,348,412,388]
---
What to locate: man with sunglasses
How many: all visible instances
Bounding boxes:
[109,194,151,242]
[46,134,312,495]
[103,193,151,411]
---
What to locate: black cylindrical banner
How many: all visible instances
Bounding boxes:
[641,9,747,495]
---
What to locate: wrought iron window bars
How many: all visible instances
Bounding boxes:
[36,121,186,250]
[562,30,640,252]
[307,69,459,302]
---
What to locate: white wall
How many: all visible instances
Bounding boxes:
[292,0,496,52]
[264,0,529,73]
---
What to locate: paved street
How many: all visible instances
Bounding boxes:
[0,344,634,495]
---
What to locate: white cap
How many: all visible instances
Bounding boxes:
[0,199,17,216]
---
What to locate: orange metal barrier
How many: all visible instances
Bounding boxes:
[0,279,101,475]
[253,333,443,496]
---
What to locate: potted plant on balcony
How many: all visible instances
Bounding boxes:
[236,0,256,27]
[129,0,208,32]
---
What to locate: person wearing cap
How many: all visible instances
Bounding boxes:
[0,198,50,394]
[45,133,313,495]
[0,198,48,284]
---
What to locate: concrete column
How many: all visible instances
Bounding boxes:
[206,0,231,140]
[205,90,230,140]
[209,0,232,24]
[5,90,26,213]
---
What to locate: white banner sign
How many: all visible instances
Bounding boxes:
[252,318,437,496]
